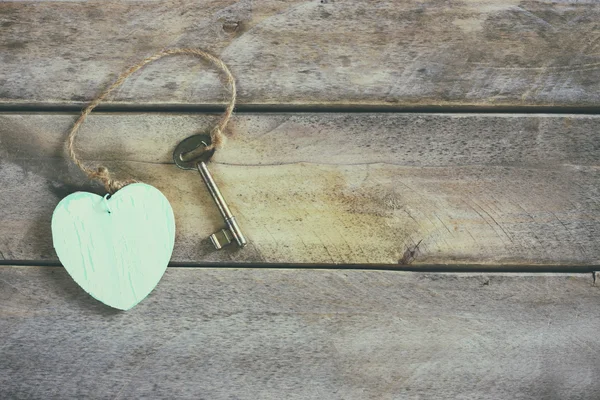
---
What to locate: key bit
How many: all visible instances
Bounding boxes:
[210,228,234,250]
[173,134,247,249]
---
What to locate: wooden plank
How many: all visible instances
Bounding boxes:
[1,1,600,107]
[1,112,599,266]
[1,266,598,399]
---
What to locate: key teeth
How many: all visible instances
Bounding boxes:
[210,229,234,250]
[209,235,222,250]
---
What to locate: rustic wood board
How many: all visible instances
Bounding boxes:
[1,266,598,399]
[1,1,600,107]
[1,112,599,266]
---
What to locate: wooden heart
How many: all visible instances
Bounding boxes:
[51,183,175,310]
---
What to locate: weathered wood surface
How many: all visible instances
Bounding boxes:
[1,1,600,107]
[1,112,599,266]
[1,266,598,399]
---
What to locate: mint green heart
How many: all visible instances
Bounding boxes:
[51,183,175,310]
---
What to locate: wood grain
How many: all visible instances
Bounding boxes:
[1,1,600,107]
[1,266,599,399]
[1,112,599,266]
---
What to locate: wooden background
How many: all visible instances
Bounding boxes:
[1,0,600,398]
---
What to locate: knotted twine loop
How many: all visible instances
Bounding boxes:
[67,48,237,194]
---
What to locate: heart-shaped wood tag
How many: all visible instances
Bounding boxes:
[52,183,175,310]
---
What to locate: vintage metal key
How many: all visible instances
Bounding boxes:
[173,134,247,249]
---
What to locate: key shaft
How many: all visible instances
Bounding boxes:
[197,162,247,248]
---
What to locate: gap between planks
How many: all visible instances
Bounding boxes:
[3,104,600,115]
[1,260,599,275]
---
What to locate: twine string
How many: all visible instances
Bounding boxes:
[67,48,237,194]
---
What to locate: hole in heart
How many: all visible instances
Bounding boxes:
[103,193,112,214]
